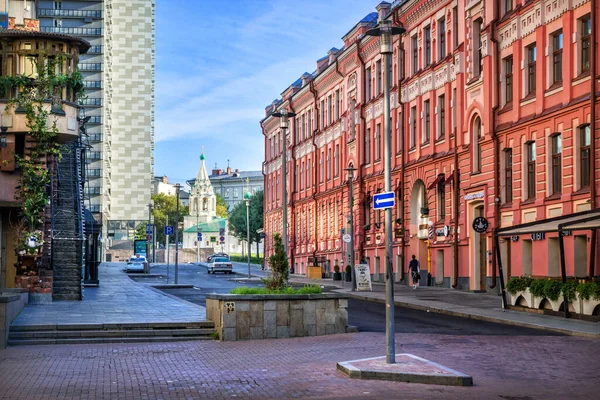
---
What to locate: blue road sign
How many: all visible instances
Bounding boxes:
[219,236,225,243]
[219,228,225,236]
[146,234,153,241]
[197,232,203,240]
[373,191,395,210]
[145,224,153,234]
[164,225,174,235]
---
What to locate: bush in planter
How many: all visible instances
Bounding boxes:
[543,280,563,301]
[529,279,546,298]
[266,233,289,290]
[561,281,579,302]
[506,276,533,295]
[577,281,600,301]
[345,265,352,281]
[333,264,342,281]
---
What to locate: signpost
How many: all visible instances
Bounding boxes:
[146,224,153,234]
[164,225,174,236]
[342,233,351,243]
[372,191,395,210]
[198,232,203,241]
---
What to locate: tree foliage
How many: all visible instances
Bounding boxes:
[150,193,188,244]
[227,190,264,257]
[265,233,288,290]
[216,193,228,218]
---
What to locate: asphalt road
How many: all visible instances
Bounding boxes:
[136,264,560,336]
[348,298,562,336]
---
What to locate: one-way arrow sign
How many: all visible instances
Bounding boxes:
[373,191,395,210]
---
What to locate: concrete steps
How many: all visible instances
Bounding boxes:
[8,322,216,346]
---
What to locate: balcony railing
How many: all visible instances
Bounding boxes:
[79,98,102,106]
[87,168,102,177]
[88,45,103,54]
[38,9,102,19]
[41,26,102,36]
[78,63,102,71]
[83,80,102,89]
[87,151,101,160]
[87,204,101,213]
[88,134,102,142]
[87,116,102,124]
[88,187,101,195]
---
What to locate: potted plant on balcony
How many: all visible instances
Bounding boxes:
[420,207,430,217]
[333,264,342,281]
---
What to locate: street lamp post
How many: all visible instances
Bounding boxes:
[244,190,252,279]
[345,166,357,291]
[366,18,405,365]
[272,108,296,257]
[174,183,181,284]
[147,200,154,263]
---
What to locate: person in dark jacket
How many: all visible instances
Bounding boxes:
[409,254,420,289]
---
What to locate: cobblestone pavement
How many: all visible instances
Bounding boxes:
[1,331,598,399]
[11,263,206,327]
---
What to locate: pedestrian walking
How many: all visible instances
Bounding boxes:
[409,255,420,289]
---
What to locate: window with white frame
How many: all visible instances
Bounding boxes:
[579,125,591,189]
[410,106,416,149]
[551,134,562,195]
[437,94,445,140]
[423,100,430,143]
[424,26,431,67]
[473,117,482,173]
[504,56,513,105]
[580,15,591,75]
[376,60,382,96]
[551,30,563,85]
[473,18,483,78]
[412,35,418,74]
[364,128,371,164]
[375,123,381,161]
[526,141,536,200]
[366,67,372,101]
[526,43,536,95]
[438,18,446,61]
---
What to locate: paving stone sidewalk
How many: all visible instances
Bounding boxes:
[288,275,600,338]
[11,262,207,327]
[0,331,598,399]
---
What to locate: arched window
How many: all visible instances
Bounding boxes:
[202,198,208,211]
[473,117,482,173]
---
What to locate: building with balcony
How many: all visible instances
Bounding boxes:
[261,0,599,291]
[36,0,155,250]
[0,5,91,301]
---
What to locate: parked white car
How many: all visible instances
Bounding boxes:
[126,255,148,273]
[207,257,233,274]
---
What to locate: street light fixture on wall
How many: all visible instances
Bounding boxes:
[272,108,296,257]
[366,17,406,365]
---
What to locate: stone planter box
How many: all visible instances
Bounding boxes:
[581,298,600,315]
[206,293,349,341]
[1,288,29,349]
[509,289,533,308]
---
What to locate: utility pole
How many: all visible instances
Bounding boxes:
[272,108,296,257]
[174,183,181,284]
[166,214,170,284]
[366,15,405,365]
[345,166,357,290]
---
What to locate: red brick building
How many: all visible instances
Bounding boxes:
[261,0,600,290]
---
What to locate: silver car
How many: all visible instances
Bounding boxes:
[207,257,233,274]
[126,256,147,273]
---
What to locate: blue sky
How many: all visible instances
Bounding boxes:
[154,0,379,184]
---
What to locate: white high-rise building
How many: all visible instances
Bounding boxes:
[37,0,155,248]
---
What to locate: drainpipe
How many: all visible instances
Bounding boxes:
[288,99,297,273]
[589,0,597,278]
[357,44,367,260]
[396,36,407,282]
[260,125,269,260]
[309,81,320,265]
[490,2,501,290]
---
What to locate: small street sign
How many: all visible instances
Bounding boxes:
[197,232,203,240]
[164,225,174,235]
[472,217,489,233]
[219,236,225,243]
[145,224,153,234]
[146,234,153,241]
[197,227,202,233]
[373,191,395,210]
[219,227,225,236]
[342,233,351,243]
[259,232,266,239]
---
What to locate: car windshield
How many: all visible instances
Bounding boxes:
[213,257,229,263]
[130,257,145,262]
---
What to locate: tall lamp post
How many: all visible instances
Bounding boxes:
[345,166,357,291]
[174,183,181,284]
[192,183,200,264]
[272,108,296,256]
[244,190,252,279]
[366,17,405,364]
[147,200,154,262]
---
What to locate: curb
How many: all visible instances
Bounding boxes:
[151,284,194,289]
[146,286,208,312]
[345,293,600,339]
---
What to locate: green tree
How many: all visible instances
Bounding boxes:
[266,233,288,290]
[150,193,188,244]
[227,190,264,257]
[216,193,229,218]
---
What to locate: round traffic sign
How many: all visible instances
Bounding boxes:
[219,236,225,242]
[342,233,351,243]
